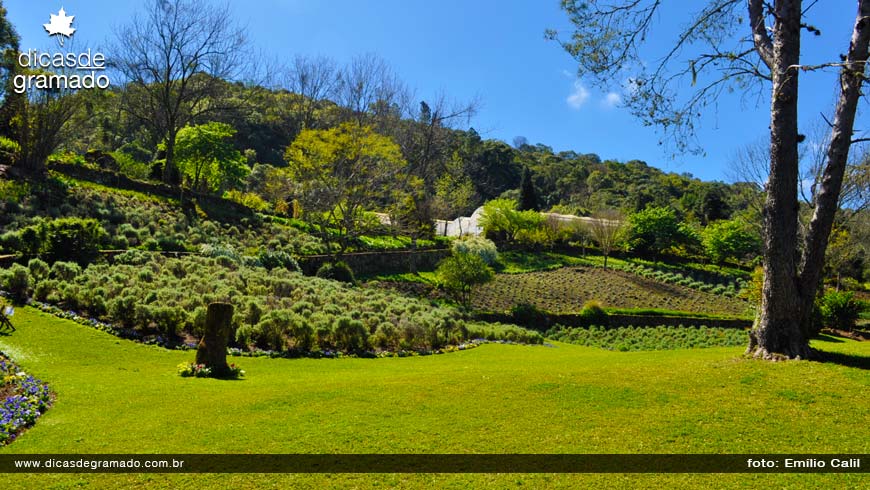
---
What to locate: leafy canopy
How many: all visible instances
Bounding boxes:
[171,122,248,192]
[702,219,761,264]
[284,122,407,253]
[626,206,685,256]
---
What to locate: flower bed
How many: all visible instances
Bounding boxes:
[0,352,52,445]
[177,362,245,379]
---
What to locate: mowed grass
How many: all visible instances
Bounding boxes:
[0,307,868,489]
[473,266,749,316]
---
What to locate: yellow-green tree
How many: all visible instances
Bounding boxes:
[284,122,407,254]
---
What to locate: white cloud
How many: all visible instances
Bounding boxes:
[566,81,590,110]
[602,92,621,108]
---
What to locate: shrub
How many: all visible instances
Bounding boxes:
[333,316,368,353]
[548,324,746,351]
[510,302,549,331]
[117,142,153,165]
[316,261,356,284]
[452,236,499,266]
[224,190,271,212]
[50,261,82,281]
[33,279,58,302]
[111,151,151,181]
[479,198,545,244]
[26,255,545,354]
[27,259,50,282]
[47,151,88,167]
[114,249,152,266]
[2,264,31,302]
[150,306,186,338]
[257,250,300,272]
[108,295,139,328]
[465,322,544,344]
[371,322,400,350]
[200,243,240,262]
[157,236,187,252]
[289,320,315,352]
[578,300,608,326]
[13,218,108,265]
[0,136,20,165]
[817,290,863,331]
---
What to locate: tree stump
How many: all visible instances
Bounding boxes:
[196,302,234,376]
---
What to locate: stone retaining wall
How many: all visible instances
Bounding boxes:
[299,249,451,276]
[474,311,751,331]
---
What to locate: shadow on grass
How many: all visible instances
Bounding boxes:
[814,333,845,343]
[812,349,870,370]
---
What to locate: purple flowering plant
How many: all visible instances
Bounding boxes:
[0,352,52,445]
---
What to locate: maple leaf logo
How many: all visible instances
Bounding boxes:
[44,8,76,46]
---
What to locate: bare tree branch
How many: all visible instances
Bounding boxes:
[749,0,774,68]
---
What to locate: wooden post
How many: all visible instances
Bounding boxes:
[196,303,234,376]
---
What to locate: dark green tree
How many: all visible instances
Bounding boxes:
[0,0,20,135]
[518,166,540,211]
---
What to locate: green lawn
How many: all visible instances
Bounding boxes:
[0,307,868,489]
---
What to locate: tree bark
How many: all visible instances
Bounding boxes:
[747,0,811,360]
[163,131,179,185]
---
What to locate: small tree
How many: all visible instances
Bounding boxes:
[436,252,494,306]
[284,122,407,255]
[6,67,80,175]
[586,209,624,269]
[703,219,762,265]
[518,166,539,211]
[172,122,248,193]
[626,206,681,259]
[479,198,544,243]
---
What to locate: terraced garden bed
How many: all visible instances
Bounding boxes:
[472,266,750,317]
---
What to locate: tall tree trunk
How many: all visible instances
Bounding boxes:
[747,0,810,359]
[796,0,870,336]
[163,130,180,185]
[749,0,870,359]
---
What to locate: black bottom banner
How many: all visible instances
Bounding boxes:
[0,454,866,473]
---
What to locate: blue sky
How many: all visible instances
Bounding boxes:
[5,1,865,182]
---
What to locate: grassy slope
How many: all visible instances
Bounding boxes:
[0,308,867,489]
